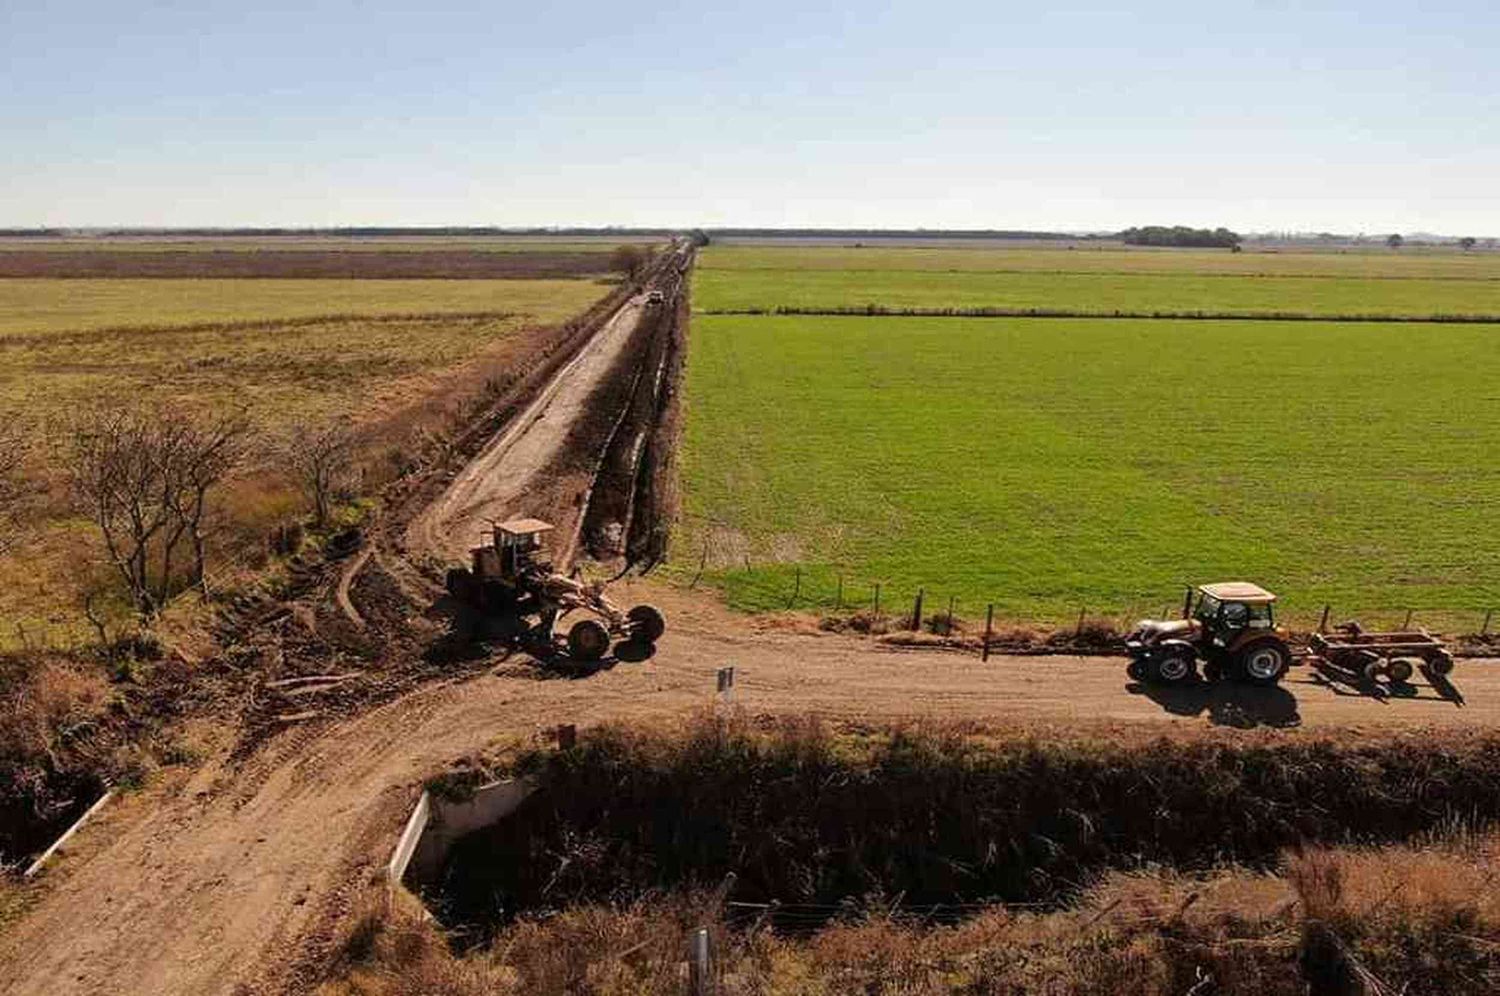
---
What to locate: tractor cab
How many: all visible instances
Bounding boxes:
[1191,582,1278,646]
[475,518,554,583]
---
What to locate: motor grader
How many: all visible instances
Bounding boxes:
[1126,582,1293,686]
[444,518,665,661]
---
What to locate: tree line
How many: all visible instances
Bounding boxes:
[1119,226,1242,248]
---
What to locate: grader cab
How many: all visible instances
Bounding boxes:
[445,518,665,662]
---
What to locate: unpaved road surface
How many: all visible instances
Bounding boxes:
[405,296,645,565]
[3,583,1497,996]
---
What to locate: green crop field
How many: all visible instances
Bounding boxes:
[677,314,1500,625]
[696,264,1500,318]
[0,278,605,335]
[702,244,1500,278]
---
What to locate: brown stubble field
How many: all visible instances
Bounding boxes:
[0,244,636,642]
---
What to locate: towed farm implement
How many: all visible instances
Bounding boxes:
[1127,581,1461,699]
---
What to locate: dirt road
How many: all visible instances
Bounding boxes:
[404,296,646,566]
[3,581,1497,996]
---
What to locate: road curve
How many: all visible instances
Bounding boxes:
[0,580,1496,995]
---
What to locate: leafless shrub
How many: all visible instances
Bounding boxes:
[285,419,358,528]
[69,403,249,618]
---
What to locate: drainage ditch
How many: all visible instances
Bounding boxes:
[400,720,1500,949]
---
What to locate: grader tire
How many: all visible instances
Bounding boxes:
[567,619,611,662]
[1387,658,1416,683]
[1428,652,1455,677]
[445,567,476,603]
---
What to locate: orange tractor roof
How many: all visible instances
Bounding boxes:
[1200,582,1277,603]
[496,518,555,536]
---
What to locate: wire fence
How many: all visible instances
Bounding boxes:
[675,518,1500,654]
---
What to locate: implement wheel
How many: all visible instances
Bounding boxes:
[626,604,666,643]
[567,619,611,662]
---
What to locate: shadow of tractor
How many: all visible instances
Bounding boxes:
[1127,677,1302,729]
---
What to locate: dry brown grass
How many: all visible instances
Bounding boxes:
[324,832,1500,995]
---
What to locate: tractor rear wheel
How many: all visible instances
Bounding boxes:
[1238,640,1290,686]
[1386,657,1415,683]
[626,604,666,643]
[567,619,611,662]
[1150,649,1195,684]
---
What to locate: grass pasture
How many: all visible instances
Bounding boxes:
[696,262,1500,319]
[678,313,1500,624]
[701,243,1500,278]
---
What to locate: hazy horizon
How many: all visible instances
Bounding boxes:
[5,2,1497,234]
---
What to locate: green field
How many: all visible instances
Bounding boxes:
[0,278,605,335]
[678,314,1500,624]
[696,265,1500,318]
[702,244,1500,278]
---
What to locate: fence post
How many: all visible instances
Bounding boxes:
[1075,606,1087,637]
[1402,608,1413,630]
[982,603,994,661]
[787,566,801,609]
[947,596,956,635]
[911,588,925,631]
[1319,604,1331,633]
[836,575,843,610]
[690,544,708,589]
[873,583,881,619]
[1483,609,1493,636]
[688,926,713,996]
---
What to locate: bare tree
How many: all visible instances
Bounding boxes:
[1460,236,1478,252]
[287,419,358,528]
[0,422,28,555]
[609,244,649,280]
[70,404,248,618]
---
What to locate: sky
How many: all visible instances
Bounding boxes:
[2,1,1497,233]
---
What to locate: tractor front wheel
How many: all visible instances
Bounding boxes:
[1150,649,1196,685]
[567,619,611,662]
[626,604,666,644]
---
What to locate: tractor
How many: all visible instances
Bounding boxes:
[444,518,665,662]
[1126,582,1293,686]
